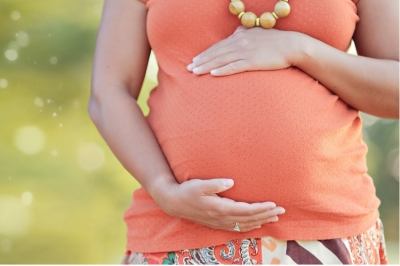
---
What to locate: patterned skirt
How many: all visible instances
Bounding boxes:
[122,219,387,265]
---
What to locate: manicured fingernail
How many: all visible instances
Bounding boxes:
[193,56,199,63]
[278,208,285,214]
[255,225,262,228]
[224,179,234,188]
[210,69,218,75]
[187,63,194,71]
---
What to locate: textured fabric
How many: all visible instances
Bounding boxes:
[124,0,381,252]
[122,219,386,265]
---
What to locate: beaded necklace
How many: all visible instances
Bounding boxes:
[229,0,290,29]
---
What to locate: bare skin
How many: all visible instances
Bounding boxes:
[89,0,399,233]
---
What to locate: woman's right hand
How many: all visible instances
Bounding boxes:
[153,178,285,232]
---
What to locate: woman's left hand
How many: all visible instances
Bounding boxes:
[187,26,305,76]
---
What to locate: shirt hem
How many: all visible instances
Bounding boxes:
[125,211,379,253]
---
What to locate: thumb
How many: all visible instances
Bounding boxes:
[200,179,234,195]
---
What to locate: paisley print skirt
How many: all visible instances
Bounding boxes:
[122,219,387,265]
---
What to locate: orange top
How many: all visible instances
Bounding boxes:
[124,0,380,252]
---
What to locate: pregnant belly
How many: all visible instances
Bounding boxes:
[146,68,366,205]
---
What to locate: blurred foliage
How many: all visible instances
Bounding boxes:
[0,0,398,263]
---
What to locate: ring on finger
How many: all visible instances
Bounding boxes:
[233,222,241,232]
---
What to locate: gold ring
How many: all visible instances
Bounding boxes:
[233,222,241,232]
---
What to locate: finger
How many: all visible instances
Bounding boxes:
[231,219,279,232]
[229,207,285,224]
[199,208,283,232]
[210,60,252,76]
[189,45,233,71]
[192,52,242,75]
[195,26,247,64]
[226,222,264,233]
[184,205,283,232]
[189,41,234,69]
[195,178,235,195]
[216,199,278,216]
[198,221,258,232]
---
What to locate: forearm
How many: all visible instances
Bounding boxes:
[294,35,399,119]
[88,88,178,205]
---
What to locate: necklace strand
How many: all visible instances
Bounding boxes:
[229,0,290,29]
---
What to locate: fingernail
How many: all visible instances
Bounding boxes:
[210,69,218,75]
[278,208,286,215]
[223,179,234,188]
[255,225,262,229]
[187,63,194,71]
[193,67,201,74]
[193,56,199,63]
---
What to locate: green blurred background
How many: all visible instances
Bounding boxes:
[0,0,398,263]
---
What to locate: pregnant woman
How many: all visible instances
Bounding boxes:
[89,0,399,264]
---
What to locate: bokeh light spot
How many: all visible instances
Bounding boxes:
[0,196,32,236]
[5,49,18,61]
[14,126,46,155]
[15,31,29,47]
[50,56,58,65]
[34,97,44,107]
[11,11,21,20]
[21,191,33,206]
[0,78,8,89]
[77,142,105,171]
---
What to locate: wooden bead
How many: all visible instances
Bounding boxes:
[259,12,276,29]
[229,0,290,29]
[229,0,245,15]
[240,12,257,28]
[274,1,290,18]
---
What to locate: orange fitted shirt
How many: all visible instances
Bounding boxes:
[124,0,380,252]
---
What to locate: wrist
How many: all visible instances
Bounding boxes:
[289,31,315,69]
[146,175,180,215]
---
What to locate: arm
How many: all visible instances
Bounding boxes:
[293,0,399,119]
[90,0,174,199]
[188,0,399,119]
[89,0,284,232]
